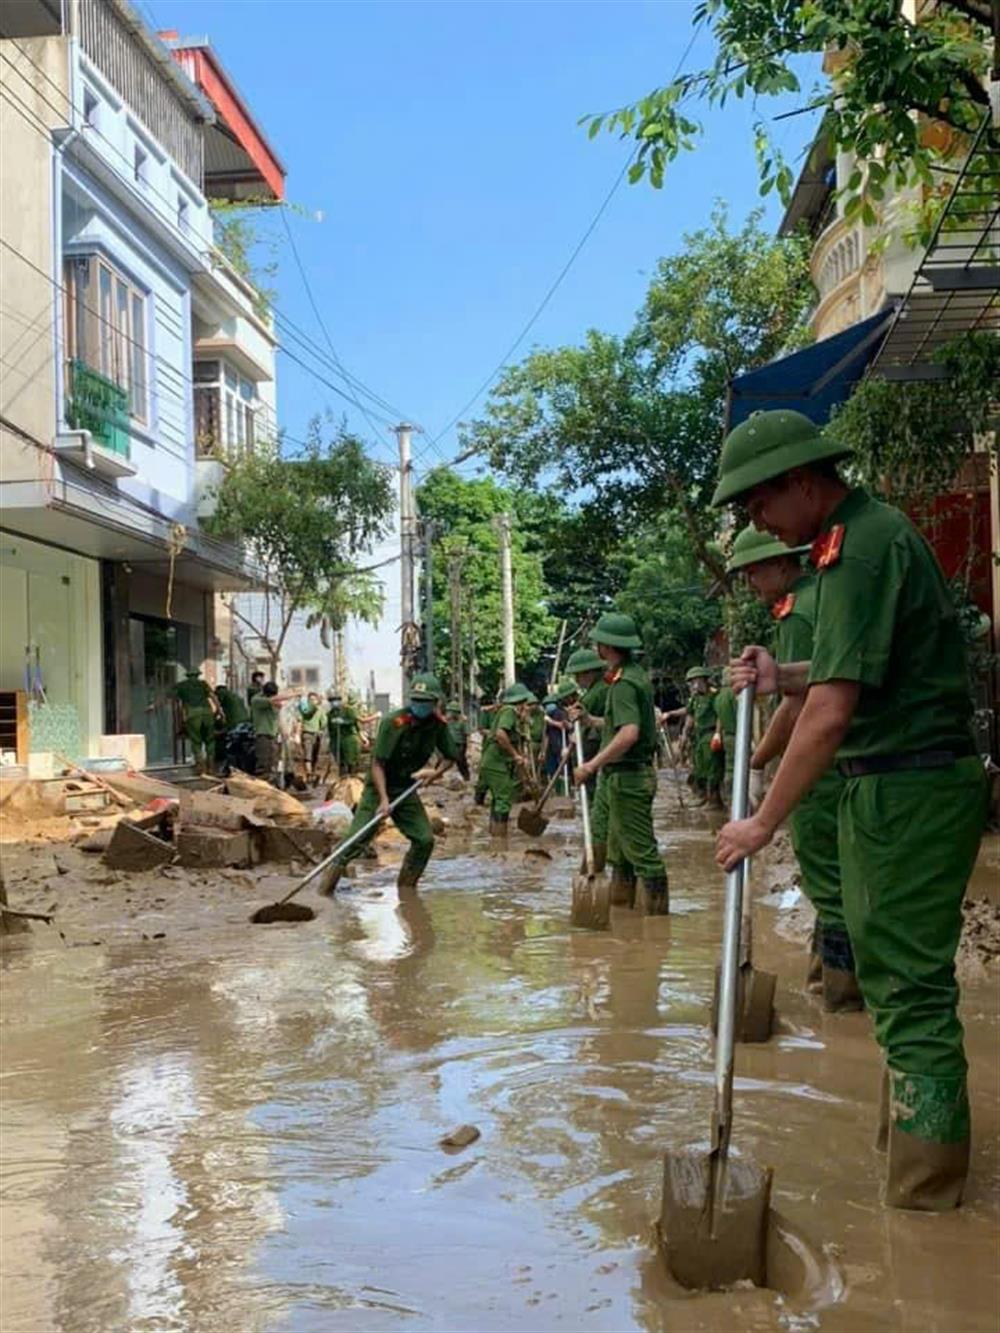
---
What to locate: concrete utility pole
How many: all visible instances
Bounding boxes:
[421,520,437,673]
[395,422,418,700]
[494,512,516,688]
[448,549,465,709]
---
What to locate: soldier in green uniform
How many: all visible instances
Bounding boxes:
[446,699,470,780]
[250,681,281,783]
[213,683,248,770]
[566,647,610,873]
[667,667,722,806]
[727,523,860,1012]
[713,408,988,1211]
[479,682,534,836]
[326,692,364,776]
[320,672,458,895]
[573,613,667,915]
[297,691,327,785]
[172,667,220,774]
[712,669,738,804]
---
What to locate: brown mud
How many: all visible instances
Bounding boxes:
[1,778,998,1331]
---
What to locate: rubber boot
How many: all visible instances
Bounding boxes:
[637,874,670,916]
[820,925,864,1013]
[474,786,487,807]
[316,862,345,898]
[609,866,636,908]
[397,854,425,893]
[805,923,824,994]
[884,1071,970,1211]
[489,815,509,841]
[706,784,725,811]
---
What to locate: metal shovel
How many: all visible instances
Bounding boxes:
[516,748,573,837]
[659,683,773,1290]
[570,721,611,930]
[250,781,422,924]
[709,854,777,1044]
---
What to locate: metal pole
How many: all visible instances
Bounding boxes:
[550,618,567,691]
[395,423,416,700]
[494,512,516,687]
[422,520,436,673]
[449,550,464,709]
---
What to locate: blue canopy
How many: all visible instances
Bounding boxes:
[727,308,895,429]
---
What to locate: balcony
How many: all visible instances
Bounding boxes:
[61,359,137,478]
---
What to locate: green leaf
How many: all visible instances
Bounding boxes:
[628,161,646,184]
[587,116,604,140]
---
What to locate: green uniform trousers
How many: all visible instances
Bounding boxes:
[606,766,663,880]
[340,780,435,878]
[788,768,847,931]
[339,736,361,773]
[184,709,215,759]
[694,735,723,788]
[721,732,736,804]
[590,773,609,846]
[840,757,987,1142]
[479,751,521,818]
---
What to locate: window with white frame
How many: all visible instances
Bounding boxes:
[63,254,148,422]
[193,358,259,458]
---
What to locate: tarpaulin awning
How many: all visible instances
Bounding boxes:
[727,307,896,429]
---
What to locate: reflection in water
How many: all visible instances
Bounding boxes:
[1,795,998,1332]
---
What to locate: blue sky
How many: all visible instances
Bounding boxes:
[158,1,821,473]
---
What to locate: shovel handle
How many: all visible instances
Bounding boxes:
[573,721,595,875]
[277,779,422,904]
[712,682,755,1161]
[532,746,573,814]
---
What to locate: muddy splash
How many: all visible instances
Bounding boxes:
[1,785,998,1331]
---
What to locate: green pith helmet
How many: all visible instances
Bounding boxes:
[410,672,443,701]
[591,612,642,650]
[685,666,712,682]
[711,410,853,507]
[565,647,605,674]
[553,677,578,703]
[446,699,462,713]
[502,682,534,705]
[726,523,811,573]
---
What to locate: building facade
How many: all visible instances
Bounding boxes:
[1,0,284,767]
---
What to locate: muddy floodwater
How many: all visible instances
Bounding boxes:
[2,783,998,1332]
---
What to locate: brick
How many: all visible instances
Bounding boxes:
[104,820,175,871]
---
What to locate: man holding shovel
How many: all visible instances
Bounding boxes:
[726,524,862,1014]
[712,409,988,1212]
[319,672,459,895]
[480,682,535,837]
[566,647,610,873]
[573,613,668,915]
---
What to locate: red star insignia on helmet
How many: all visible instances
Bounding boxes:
[771,593,796,620]
[810,524,845,570]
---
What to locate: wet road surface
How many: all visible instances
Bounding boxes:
[2,788,998,1331]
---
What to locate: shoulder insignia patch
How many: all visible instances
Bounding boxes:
[811,523,845,570]
[393,712,412,728]
[604,668,623,685]
[771,593,796,620]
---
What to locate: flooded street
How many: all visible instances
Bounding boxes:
[2,784,998,1332]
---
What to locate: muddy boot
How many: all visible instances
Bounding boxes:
[707,784,725,811]
[820,926,864,1013]
[474,786,487,807]
[489,815,509,841]
[884,1070,970,1211]
[875,1065,889,1153]
[637,874,670,916]
[805,923,824,993]
[316,862,345,898]
[609,866,636,908]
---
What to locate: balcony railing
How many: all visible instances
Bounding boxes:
[66,359,130,458]
[77,0,204,185]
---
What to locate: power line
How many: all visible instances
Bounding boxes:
[422,19,707,459]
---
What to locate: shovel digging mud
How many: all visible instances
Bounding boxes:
[516,749,573,838]
[659,683,774,1290]
[569,721,610,930]
[250,781,421,924]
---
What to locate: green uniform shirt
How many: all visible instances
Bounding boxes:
[529,711,545,745]
[808,488,975,759]
[250,693,279,737]
[327,703,360,738]
[687,693,717,741]
[714,686,737,740]
[602,661,657,769]
[373,707,458,790]
[487,704,521,753]
[581,679,608,756]
[774,572,818,664]
[447,717,469,748]
[299,702,327,735]
[215,685,248,727]
[173,677,213,713]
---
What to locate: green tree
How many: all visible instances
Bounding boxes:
[462,207,813,582]
[415,470,556,698]
[584,0,993,240]
[207,419,394,676]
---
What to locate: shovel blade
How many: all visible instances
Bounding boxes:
[710,963,777,1044]
[659,1150,772,1290]
[517,808,548,837]
[570,870,611,930]
[250,902,317,925]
